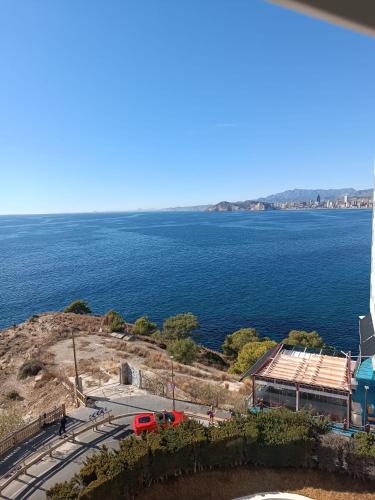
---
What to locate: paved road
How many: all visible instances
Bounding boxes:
[1,393,228,500]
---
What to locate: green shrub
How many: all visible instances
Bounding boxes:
[133,316,157,336]
[48,409,331,499]
[6,390,23,401]
[353,432,375,458]
[64,300,91,315]
[163,313,199,339]
[18,359,44,379]
[230,340,277,374]
[105,310,125,332]
[282,330,324,348]
[47,478,80,499]
[255,409,323,445]
[167,338,198,364]
[222,328,259,358]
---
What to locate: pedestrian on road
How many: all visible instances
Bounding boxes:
[365,422,371,434]
[207,405,215,424]
[229,408,236,419]
[58,415,67,437]
[343,418,348,431]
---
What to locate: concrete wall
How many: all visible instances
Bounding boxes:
[370,186,375,321]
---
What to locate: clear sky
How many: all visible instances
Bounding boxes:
[1,0,374,214]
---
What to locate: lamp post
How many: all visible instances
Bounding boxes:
[71,328,80,388]
[170,355,175,410]
[364,385,369,429]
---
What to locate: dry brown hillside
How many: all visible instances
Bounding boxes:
[0,313,247,430]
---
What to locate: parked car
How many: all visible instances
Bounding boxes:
[132,410,186,435]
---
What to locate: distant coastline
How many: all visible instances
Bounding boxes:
[206,205,373,213]
[163,187,373,213]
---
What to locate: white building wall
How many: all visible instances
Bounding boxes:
[370,184,375,320]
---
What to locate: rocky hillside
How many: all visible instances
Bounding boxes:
[207,200,275,212]
[0,313,245,430]
[258,187,373,203]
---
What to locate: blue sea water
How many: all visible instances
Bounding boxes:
[0,210,371,352]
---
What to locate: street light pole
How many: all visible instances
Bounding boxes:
[364,385,369,429]
[71,328,80,388]
[170,355,175,410]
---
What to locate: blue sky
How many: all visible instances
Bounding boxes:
[0,0,374,214]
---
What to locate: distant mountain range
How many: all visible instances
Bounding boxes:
[161,188,372,212]
[160,204,210,212]
[257,188,373,203]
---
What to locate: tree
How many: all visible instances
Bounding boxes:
[64,300,91,315]
[167,338,198,365]
[163,313,199,340]
[230,340,277,374]
[133,316,157,336]
[105,310,125,332]
[282,330,324,348]
[222,328,259,358]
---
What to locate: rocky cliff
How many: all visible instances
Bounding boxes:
[207,200,276,212]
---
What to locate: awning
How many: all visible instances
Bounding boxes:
[268,0,375,37]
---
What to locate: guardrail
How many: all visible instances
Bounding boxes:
[0,410,131,494]
[0,406,65,457]
[0,410,224,495]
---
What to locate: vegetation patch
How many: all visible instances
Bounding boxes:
[47,410,335,499]
[133,316,158,336]
[105,310,125,332]
[163,313,199,340]
[282,329,324,348]
[64,300,91,315]
[18,359,44,379]
[6,389,23,401]
[167,338,198,365]
[0,408,23,438]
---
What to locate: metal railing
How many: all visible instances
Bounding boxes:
[0,409,225,495]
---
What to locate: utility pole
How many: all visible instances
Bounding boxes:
[170,355,175,410]
[71,328,80,388]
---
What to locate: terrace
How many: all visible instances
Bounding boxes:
[243,344,353,422]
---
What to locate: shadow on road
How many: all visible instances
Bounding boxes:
[0,416,85,478]
[2,423,131,499]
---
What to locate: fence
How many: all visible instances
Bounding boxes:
[61,377,88,407]
[140,370,248,411]
[140,372,168,397]
[0,409,222,495]
[0,406,64,457]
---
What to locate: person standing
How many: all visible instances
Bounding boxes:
[58,415,67,437]
[207,405,215,424]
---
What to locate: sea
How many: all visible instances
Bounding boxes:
[0,210,371,353]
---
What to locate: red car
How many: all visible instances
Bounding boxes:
[132,411,186,436]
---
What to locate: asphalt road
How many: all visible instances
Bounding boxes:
[1,394,228,500]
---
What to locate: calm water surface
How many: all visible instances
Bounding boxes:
[0,210,371,352]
